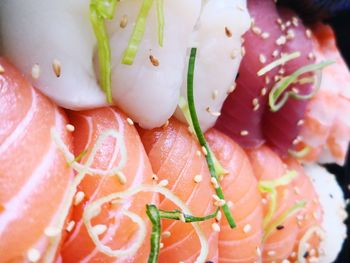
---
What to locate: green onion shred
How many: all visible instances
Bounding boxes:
[146,204,161,263]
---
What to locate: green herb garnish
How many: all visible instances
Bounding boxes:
[269,61,334,112]
[186,47,236,228]
[90,0,118,103]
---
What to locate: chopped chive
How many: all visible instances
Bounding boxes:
[263,200,307,241]
[146,204,161,263]
[90,0,118,103]
[156,0,164,47]
[122,0,154,65]
[158,208,219,222]
[269,61,334,112]
[257,52,300,76]
[186,48,236,228]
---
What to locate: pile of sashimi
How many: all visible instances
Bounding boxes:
[0,0,349,262]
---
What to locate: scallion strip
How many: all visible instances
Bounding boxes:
[90,0,117,103]
[269,61,334,112]
[146,204,161,263]
[159,208,219,222]
[67,149,88,166]
[187,48,236,228]
[156,0,164,47]
[257,52,300,76]
[122,0,154,65]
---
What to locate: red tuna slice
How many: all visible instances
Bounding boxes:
[215,0,283,149]
[262,7,316,156]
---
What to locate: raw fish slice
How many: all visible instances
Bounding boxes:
[0,0,107,109]
[216,0,283,148]
[108,0,201,129]
[262,7,315,156]
[0,58,73,262]
[206,129,263,262]
[141,118,218,263]
[175,0,250,131]
[247,146,299,262]
[61,107,156,262]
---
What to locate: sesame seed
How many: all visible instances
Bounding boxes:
[278,68,285,75]
[276,225,285,230]
[0,64,4,74]
[286,29,295,40]
[272,49,279,57]
[44,226,61,237]
[66,220,76,232]
[162,231,171,238]
[306,29,312,39]
[211,177,220,189]
[267,250,276,257]
[259,54,267,64]
[66,124,75,132]
[206,107,221,117]
[227,201,233,208]
[225,26,233,37]
[243,224,252,233]
[202,146,208,156]
[241,46,246,57]
[261,87,267,96]
[297,119,304,126]
[212,194,220,201]
[179,213,186,223]
[74,191,85,206]
[216,211,222,221]
[52,59,61,77]
[93,224,108,236]
[253,104,260,111]
[312,211,319,220]
[152,174,159,181]
[158,179,169,187]
[261,32,270,39]
[252,98,259,107]
[256,247,262,256]
[160,242,164,249]
[240,130,249,136]
[196,150,202,157]
[31,64,40,79]
[285,21,291,27]
[120,15,128,28]
[276,35,287,46]
[214,199,226,207]
[117,171,127,185]
[296,214,304,221]
[194,174,203,183]
[252,26,262,35]
[126,117,134,125]
[212,222,221,232]
[282,260,290,263]
[292,87,299,94]
[149,55,160,66]
[280,24,286,31]
[228,83,237,94]
[27,248,41,262]
[212,89,219,100]
[276,18,283,25]
[308,52,315,60]
[292,17,299,27]
[230,50,238,59]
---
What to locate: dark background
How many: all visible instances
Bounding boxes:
[279,1,350,262]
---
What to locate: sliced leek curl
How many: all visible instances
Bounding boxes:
[269,61,334,112]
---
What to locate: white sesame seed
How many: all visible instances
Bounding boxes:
[27,248,41,262]
[202,146,208,156]
[216,211,222,221]
[149,55,160,66]
[66,124,75,132]
[285,21,292,27]
[120,15,128,28]
[211,177,220,189]
[267,250,276,256]
[214,199,226,207]
[252,26,262,35]
[52,59,61,77]
[276,35,287,46]
[256,247,262,256]
[243,224,252,233]
[212,222,221,232]
[179,213,186,223]
[74,191,85,206]
[296,214,304,221]
[196,150,202,157]
[228,83,237,94]
[253,104,260,111]
[292,17,299,27]
[31,64,40,79]
[194,174,203,183]
[265,76,270,84]
[212,89,219,100]
[259,54,267,64]
[306,29,312,39]
[227,201,233,208]
[297,119,305,126]
[44,226,61,237]
[252,98,259,107]
[278,68,285,75]
[0,64,4,74]
[272,49,279,57]
[212,194,220,201]
[66,220,76,232]
[240,130,249,136]
[116,171,127,185]
[93,224,108,236]
[261,32,270,39]
[159,242,164,249]
[230,50,238,59]
[308,52,315,60]
[206,107,221,117]
[241,46,246,57]
[286,29,295,40]
[162,231,171,238]
[261,87,267,96]
[126,117,134,125]
[158,179,169,187]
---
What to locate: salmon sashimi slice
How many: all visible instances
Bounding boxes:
[284,158,323,262]
[206,129,263,263]
[247,146,300,262]
[61,107,157,262]
[0,58,74,262]
[141,118,218,263]
[216,0,283,148]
